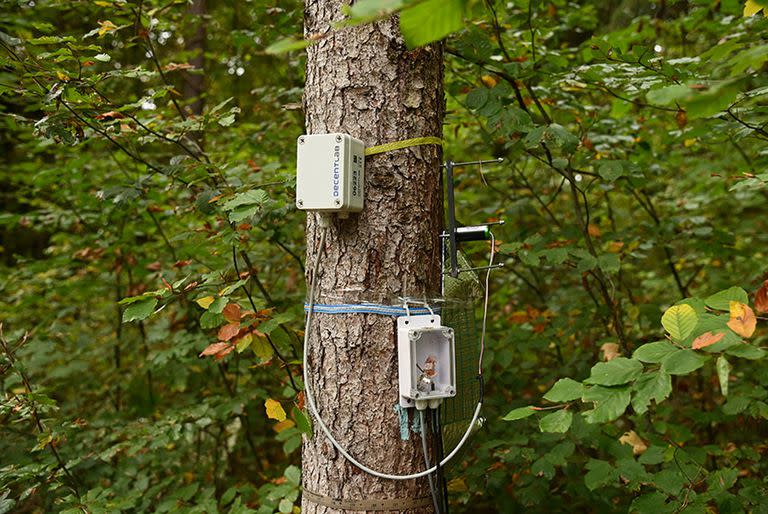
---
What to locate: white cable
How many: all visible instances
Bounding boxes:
[303,225,483,480]
[478,232,495,374]
[420,410,441,514]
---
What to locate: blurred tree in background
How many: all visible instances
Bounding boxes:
[1,0,768,512]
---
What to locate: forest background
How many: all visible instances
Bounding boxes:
[2,0,768,512]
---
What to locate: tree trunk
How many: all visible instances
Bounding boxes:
[301,1,444,513]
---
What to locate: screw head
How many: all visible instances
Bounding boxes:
[297,199,304,207]
[334,199,341,206]
[299,137,305,144]
[335,135,342,143]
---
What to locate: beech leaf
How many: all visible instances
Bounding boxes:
[217,322,241,341]
[755,280,768,313]
[726,301,756,338]
[195,296,215,309]
[661,304,698,341]
[692,331,726,350]
[265,399,287,422]
[619,430,648,456]
[222,303,242,323]
[199,342,234,359]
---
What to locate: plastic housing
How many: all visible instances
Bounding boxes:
[397,314,456,408]
[296,133,364,213]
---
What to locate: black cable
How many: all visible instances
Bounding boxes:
[433,407,450,514]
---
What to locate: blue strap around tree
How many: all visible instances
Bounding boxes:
[303,303,437,317]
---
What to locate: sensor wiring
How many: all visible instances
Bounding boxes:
[420,410,441,514]
[302,221,494,481]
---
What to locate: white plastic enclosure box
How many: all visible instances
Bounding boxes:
[296,133,364,213]
[397,314,457,408]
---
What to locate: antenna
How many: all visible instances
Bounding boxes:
[442,158,506,278]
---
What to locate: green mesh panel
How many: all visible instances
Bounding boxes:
[440,251,482,454]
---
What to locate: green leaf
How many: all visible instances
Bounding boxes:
[598,160,625,181]
[543,378,584,402]
[705,287,748,311]
[293,407,312,435]
[93,53,111,62]
[399,0,464,49]
[597,253,620,274]
[265,37,310,55]
[278,498,293,513]
[582,385,631,423]
[584,459,617,491]
[502,406,536,421]
[284,465,301,486]
[465,87,489,110]
[633,340,678,363]
[631,371,672,414]
[584,357,643,386]
[725,344,766,360]
[122,298,157,322]
[538,409,573,433]
[547,124,579,153]
[630,492,672,513]
[661,349,707,375]
[661,304,698,341]
[716,356,731,397]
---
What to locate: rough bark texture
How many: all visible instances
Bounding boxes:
[302,1,444,513]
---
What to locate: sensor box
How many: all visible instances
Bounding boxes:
[397,314,456,408]
[296,133,364,213]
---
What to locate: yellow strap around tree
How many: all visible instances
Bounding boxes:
[364,136,443,157]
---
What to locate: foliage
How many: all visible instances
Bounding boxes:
[2,0,768,512]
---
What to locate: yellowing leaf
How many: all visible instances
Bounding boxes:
[273,419,295,433]
[195,296,215,309]
[727,301,756,338]
[56,71,70,82]
[265,399,287,422]
[235,333,253,353]
[743,0,767,16]
[691,331,726,350]
[98,20,117,36]
[661,304,698,341]
[252,333,274,361]
[480,75,497,88]
[619,430,648,456]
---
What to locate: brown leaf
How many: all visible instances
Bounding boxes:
[727,302,756,338]
[601,343,621,361]
[145,261,161,271]
[222,303,242,323]
[755,280,768,314]
[692,331,725,350]
[217,322,241,341]
[95,110,124,121]
[173,259,193,269]
[619,430,648,456]
[676,109,687,129]
[587,224,601,238]
[199,342,234,359]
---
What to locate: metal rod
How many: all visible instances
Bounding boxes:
[442,263,505,275]
[441,157,504,169]
[445,160,459,278]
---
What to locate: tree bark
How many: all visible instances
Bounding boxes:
[302,1,444,513]
[183,0,206,117]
